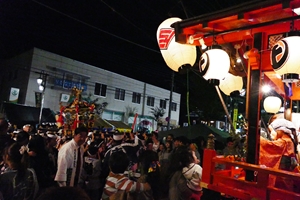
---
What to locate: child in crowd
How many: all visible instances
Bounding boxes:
[102,151,151,200]
[0,143,39,199]
[182,151,203,200]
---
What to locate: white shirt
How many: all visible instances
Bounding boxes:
[55,139,84,186]
[182,163,202,192]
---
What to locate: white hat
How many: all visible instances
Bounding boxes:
[113,132,124,141]
[270,118,296,130]
[46,131,57,139]
[270,118,295,137]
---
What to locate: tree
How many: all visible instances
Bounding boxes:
[150,106,165,130]
[124,105,138,123]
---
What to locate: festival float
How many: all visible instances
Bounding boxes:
[56,87,107,136]
[157,0,300,199]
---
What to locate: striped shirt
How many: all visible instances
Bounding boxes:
[102,172,146,200]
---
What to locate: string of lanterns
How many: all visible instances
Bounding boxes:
[156,17,300,120]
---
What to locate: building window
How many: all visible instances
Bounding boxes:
[160,99,167,109]
[171,102,177,111]
[115,88,125,100]
[132,92,141,104]
[94,83,107,97]
[147,96,155,107]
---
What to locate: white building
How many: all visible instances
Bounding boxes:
[0,48,181,131]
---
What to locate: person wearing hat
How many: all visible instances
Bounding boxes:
[80,145,101,200]
[22,124,33,134]
[260,118,298,170]
[259,118,298,190]
[100,131,140,197]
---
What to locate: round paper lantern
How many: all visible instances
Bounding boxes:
[219,73,243,96]
[157,18,197,72]
[271,36,300,82]
[199,47,230,85]
[263,96,282,114]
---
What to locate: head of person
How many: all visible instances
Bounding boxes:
[45,131,58,147]
[28,135,46,155]
[151,131,158,141]
[165,140,173,150]
[36,186,90,200]
[16,131,30,146]
[109,151,129,174]
[166,134,174,142]
[87,146,98,158]
[159,143,166,152]
[22,124,32,133]
[73,127,88,146]
[0,118,9,135]
[5,143,29,180]
[174,136,187,147]
[173,137,180,148]
[112,131,124,145]
[189,143,198,151]
[226,137,234,148]
[168,146,193,171]
[93,130,101,140]
[269,118,296,141]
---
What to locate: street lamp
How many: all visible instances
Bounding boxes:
[37,71,48,125]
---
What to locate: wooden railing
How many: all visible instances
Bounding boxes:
[201,149,300,200]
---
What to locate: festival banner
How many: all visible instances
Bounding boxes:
[35,92,42,108]
[61,93,70,102]
[9,87,20,103]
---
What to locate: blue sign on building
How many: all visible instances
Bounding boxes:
[54,78,87,91]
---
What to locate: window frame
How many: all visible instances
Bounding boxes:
[160,99,167,109]
[115,88,125,101]
[147,96,155,107]
[94,82,107,97]
[171,102,177,111]
[132,92,141,104]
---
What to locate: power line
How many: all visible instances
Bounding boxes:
[31,0,160,54]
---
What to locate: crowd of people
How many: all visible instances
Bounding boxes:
[0,115,298,200]
[0,118,205,200]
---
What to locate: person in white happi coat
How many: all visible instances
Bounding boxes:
[55,127,88,187]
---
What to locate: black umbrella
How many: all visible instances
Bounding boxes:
[158,123,229,143]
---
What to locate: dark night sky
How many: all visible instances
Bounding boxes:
[0,0,254,91]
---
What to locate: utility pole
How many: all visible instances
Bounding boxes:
[167,72,174,130]
[37,71,48,125]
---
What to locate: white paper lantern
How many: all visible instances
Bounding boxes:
[157,18,197,72]
[263,96,282,114]
[271,36,300,82]
[219,73,243,96]
[199,48,230,84]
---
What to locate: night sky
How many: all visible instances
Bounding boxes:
[0,0,254,123]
